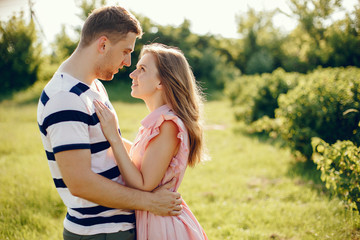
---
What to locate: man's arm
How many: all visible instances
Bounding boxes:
[55,149,182,216]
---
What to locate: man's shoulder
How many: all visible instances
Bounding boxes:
[42,73,91,105]
[44,72,86,96]
[39,90,89,122]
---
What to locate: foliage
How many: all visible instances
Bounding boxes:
[286,0,342,67]
[278,27,311,73]
[51,25,78,63]
[325,12,360,67]
[282,0,360,70]
[193,47,240,90]
[115,16,241,91]
[236,8,284,74]
[226,68,301,123]
[2,0,360,94]
[50,0,107,64]
[231,0,360,75]
[52,10,241,91]
[287,0,342,43]
[38,0,360,92]
[245,49,274,75]
[75,0,107,21]
[0,12,42,94]
[275,67,360,159]
[48,3,241,92]
[312,137,360,211]
[246,116,282,140]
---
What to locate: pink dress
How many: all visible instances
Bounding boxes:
[129,105,208,240]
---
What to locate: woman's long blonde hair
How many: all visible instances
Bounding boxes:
[140,43,205,167]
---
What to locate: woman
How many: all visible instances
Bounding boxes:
[94,43,208,239]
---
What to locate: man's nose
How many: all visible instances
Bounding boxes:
[123,54,131,67]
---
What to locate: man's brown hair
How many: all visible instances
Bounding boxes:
[79,6,142,47]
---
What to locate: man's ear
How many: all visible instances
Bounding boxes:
[97,36,108,54]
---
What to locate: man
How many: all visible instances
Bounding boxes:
[37,6,182,240]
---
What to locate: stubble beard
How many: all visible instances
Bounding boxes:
[95,62,115,81]
[95,50,120,81]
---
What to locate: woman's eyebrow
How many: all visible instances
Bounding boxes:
[136,63,147,68]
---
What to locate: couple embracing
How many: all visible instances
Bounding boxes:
[37,5,208,240]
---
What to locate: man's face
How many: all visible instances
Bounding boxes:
[95,32,137,81]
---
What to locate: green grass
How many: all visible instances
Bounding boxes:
[1,86,360,239]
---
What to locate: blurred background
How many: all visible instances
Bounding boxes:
[0,0,359,96]
[1,1,360,239]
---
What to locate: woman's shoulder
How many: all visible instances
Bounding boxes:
[154,109,186,133]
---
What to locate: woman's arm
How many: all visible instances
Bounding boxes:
[121,137,132,153]
[94,100,179,191]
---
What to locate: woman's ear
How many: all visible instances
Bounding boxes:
[157,82,163,90]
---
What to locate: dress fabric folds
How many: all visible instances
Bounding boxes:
[129,105,208,240]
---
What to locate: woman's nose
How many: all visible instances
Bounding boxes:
[129,69,136,79]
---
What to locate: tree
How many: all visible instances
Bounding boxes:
[0,12,42,93]
[76,0,107,21]
[325,3,360,67]
[51,0,107,63]
[285,0,342,67]
[235,8,284,74]
[49,0,240,90]
[51,25,78,63]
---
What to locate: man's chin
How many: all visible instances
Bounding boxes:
[98,74,115,81]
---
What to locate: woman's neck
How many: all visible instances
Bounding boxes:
[144,96,166,112]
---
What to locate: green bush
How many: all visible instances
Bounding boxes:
[246,116,282,139]
[312,137,360,211]
[276,67,360,159]
[196,48,241,90]
[0,12,42,94]
[245,49,274,75]
[226,68,301,123]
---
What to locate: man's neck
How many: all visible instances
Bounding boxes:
[58,48,96,86]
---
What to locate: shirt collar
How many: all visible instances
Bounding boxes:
[141,105,171,128]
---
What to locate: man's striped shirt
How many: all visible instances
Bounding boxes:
[37,72,135,235]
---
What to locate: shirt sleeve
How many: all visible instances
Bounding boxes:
[42,91,93,154]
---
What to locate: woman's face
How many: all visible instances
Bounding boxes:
[129,53,162,100]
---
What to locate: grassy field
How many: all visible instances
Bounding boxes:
[1,84,360,239]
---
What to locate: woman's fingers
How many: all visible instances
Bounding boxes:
[94,100,103,119]
[94,100,105,111]
[94,100,114,125]
[98,101,108,109]
[95,100,111,115]
[94,100,108,123]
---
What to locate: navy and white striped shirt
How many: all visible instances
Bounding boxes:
[37,72,135,235]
